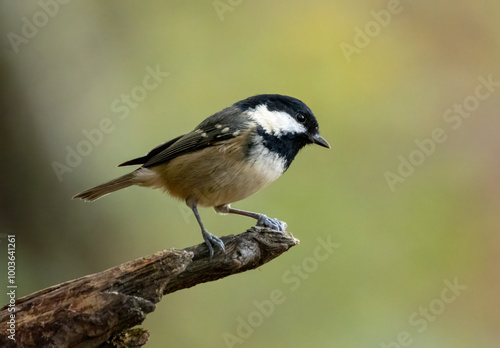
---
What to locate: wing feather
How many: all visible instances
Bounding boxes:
[119,105,250,169]
[142,125,234,168]
[118,135,184,166]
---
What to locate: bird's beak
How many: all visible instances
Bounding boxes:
[311,134,331,149]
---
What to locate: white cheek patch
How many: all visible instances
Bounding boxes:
[246,104,306,137]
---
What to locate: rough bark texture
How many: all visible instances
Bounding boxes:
[0,228,298,347]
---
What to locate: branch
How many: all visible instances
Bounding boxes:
[0,227,298,347]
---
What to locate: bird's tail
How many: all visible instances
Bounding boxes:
[73,172,136,202]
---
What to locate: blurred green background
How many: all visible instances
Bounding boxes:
[1,1,499,347]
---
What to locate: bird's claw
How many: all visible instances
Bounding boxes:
[202,229,225,258]
[256,214,287,232]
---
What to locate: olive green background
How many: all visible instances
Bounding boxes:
[1,1,499,347]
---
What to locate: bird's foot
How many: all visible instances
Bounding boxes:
[256,214,287,232]
[202,229,225,257]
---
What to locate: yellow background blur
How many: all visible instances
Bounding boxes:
[1,1,499,347]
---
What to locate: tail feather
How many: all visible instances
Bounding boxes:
[73,173,136,202]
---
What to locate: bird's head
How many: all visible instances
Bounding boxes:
[237,93,330,145]
[236,94,330,169]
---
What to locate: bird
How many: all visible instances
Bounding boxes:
[73,94,330,256]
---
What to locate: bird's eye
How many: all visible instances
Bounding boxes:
[296,114,306,123]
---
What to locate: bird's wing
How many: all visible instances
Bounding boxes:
[142,124,237,168]
[124,106,250,168]
[118,135,184,166]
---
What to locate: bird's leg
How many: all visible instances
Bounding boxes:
[187,199,225,257]
[214,205,287,232]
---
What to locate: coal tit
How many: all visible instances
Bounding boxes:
[74,94,330,256]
